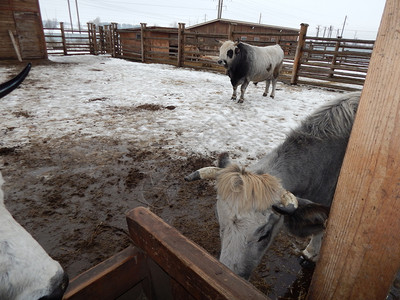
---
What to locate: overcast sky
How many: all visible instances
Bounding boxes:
[39,0,385,40]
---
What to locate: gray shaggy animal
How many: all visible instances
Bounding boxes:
[185,92,360,279]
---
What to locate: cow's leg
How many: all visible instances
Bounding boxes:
[270,77,278,99]
[231,86,237,101]
[270,62,283,99]
[263,79,271,97]
[302,231,324,262]
[238,80,250,103]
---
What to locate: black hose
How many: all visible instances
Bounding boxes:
[0,63,31,99]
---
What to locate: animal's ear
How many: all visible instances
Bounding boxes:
[218,152,231,168]
[272,198,330,237]
[216,39,226,45]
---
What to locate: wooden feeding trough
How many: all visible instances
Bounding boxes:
[63,207,268,300]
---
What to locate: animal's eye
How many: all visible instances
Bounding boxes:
[227,49,233,58]
[257,230,271,242]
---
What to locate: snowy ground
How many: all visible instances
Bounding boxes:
[0,55,344,166]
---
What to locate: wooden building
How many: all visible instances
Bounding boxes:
[0,0,47,60]
[187,18,299,44]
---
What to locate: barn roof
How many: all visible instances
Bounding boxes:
[187,18,299,33]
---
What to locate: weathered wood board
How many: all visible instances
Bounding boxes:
[308,0,400,298]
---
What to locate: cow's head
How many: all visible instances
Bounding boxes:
[185,153,329,279]
[217,40,240,68]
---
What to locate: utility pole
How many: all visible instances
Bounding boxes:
[217,0,223,19]
[67,0,74,31]
[328,25,333,38]
[259,13,262,24]
[316,25,321,37]
[340,15,347,37]
[75,0,81,33]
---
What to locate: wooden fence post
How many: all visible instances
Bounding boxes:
[92,24,98,55]
[329,38,341,78]
[307,0,400,298]
[60,22,67,55]
[87,23,98,55]
[290,23,308,85]
[111,23,119,57]
[140,23,146,63]
[99,25,105,54]
[228,23,235,41]
[177,23,185,67]
[87,23,92,54]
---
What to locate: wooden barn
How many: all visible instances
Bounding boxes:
[187,18,299,44]
[0,0,47,60]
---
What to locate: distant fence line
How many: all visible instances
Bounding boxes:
[43,23,375,91]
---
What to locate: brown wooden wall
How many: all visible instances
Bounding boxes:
[0,0,47,60]
[189,20,299,44]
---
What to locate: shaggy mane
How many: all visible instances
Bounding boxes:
[295,92,360,139]
[216,164,282,212]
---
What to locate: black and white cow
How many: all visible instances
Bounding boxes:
[185,92,360,279]
[217,40,284,103]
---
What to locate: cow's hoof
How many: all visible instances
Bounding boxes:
[237,99,244,103]
[270,95,275,99]
[231,97,236,101]
[298,255,316,269]
[263,92,268,97]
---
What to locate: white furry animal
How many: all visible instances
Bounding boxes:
[217,41,284,103]
[0,171,69,299]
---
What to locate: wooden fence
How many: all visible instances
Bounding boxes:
[43,22,117,56]
[43,22,375,91]
[291,24,374,90]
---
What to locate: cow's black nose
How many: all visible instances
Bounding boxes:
[217,60,223,65]
[38,272,69,300]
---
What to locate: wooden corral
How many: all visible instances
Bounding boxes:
[44,22,117,56]
[308,0,400,298]
[64,207,268,300]
[40,19,374,91]
[116,20,300,74]
[118,24,179,64]
[0,0,47,60]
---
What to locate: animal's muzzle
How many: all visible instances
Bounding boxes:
[217,60,228,68]
[38,271,69,300]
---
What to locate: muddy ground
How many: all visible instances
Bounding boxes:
[1,119,313,299]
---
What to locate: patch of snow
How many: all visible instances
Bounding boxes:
[1,55,345,166]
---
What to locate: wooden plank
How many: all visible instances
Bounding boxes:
[291,23,308,84]
[126,207,269,300]
[14,11,47,59]
[64,246,150,300]
[308,0,400,298]
[8,30,22,61]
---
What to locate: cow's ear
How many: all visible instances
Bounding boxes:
[234,47,240,55]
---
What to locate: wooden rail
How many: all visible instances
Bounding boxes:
[64,207,268,299]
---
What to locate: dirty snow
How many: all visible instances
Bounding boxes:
[1,55,345,166]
